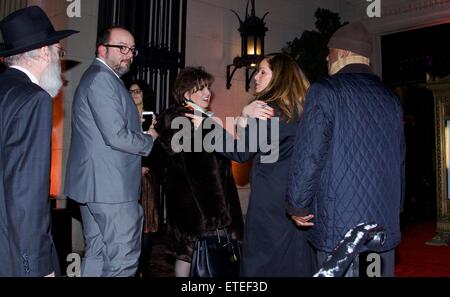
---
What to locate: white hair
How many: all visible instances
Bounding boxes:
[4,46,62,97]
[40,46,63,97]
[3,48,42,67]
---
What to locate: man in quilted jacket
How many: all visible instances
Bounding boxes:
[286,22,405,277]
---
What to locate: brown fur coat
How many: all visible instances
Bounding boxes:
[155,105,243,262]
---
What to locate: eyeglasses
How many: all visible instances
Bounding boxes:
[129,89,142,95]
[102,44,139,56]
[53,45,66,58]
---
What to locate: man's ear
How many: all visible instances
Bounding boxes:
[97,45,106,58]
[338,49,352,59]
[40,46,51,64]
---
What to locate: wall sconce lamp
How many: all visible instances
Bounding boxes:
[226,0,268,92]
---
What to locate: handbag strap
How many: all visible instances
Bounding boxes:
[217,228,239,262]
[214,228,231,245]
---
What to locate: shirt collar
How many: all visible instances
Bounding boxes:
[337,63,375,75]
[96,57,121,79]
[329,55,370,75]
[10,66,40,85]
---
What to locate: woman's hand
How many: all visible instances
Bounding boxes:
[242,100,275,120]
[185,113,204,130]
[141,166,150,177]
[145,128,158,140]
[150,114,157,129]
[144,114,158,140]
[238,100,275,127]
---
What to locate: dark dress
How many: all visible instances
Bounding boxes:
[140,139,164,234]
[136,141,164,277]
[221,106,316,277]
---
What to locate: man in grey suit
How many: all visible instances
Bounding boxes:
[65,27,157,277]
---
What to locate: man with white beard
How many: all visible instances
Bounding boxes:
[0,6,78,276]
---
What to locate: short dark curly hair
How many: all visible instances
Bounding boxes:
[172,67,214,105]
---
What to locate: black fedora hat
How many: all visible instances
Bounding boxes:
[0,6,79,57]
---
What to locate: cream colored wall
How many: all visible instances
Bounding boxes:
[186,0,340,121]
[187,0,450,117]
[185,0,340,216]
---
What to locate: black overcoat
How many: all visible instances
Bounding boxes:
[0,68,58,276]
[220,107,316,277]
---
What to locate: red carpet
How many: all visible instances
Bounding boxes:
[395,221,450,276]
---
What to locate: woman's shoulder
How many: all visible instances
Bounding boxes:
[263,102,291,123]
[155,105,180,133]
[159,104,188,115]
[157,105,189,122]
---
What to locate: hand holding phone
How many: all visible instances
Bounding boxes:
[142,111,155,131]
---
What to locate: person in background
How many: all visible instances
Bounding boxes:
[127,80,161,277]
[0,6,78,276]
[155,66,243,277]
[286,22,405,277]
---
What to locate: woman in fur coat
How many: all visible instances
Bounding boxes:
[155,67,243,277]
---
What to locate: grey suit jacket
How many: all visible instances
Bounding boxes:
[64,59,153,204]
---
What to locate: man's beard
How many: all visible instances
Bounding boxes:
[40,55,63,97]
[113,59,131,77]
[105,49,132,77]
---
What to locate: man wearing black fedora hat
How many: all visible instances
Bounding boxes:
[0,6,78,277]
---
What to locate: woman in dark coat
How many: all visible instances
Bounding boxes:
[220,53,316,276]
[155,67,243,277]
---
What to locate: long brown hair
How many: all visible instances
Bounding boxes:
[255,53,309,122]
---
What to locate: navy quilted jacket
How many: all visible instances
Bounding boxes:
[286,64,405,253]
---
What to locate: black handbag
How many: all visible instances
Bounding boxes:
[190,229,241,277]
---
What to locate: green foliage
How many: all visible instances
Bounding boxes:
[283,8,347,83]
